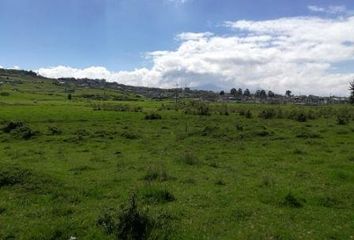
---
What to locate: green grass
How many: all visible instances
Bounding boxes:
[0,72,354,239]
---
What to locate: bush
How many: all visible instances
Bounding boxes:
[282,193,303,208]
[239,109,252,118]
[2,121,38,139]
[121,131,139,140]
[48,127,62,135]
[2,121,24,133]
[258,108,277,119]
[336,112,350,125]
[98,194,152,240]
[0,167,31,187]
[141,188,176,204]
[97,194,174,240]
[183,101,210,116]
[144,113,162,120]
[143,166,170,182]
[0,92,10,96]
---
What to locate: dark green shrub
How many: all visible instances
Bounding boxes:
[282,193,303,208]
[98,194,174,240]
[2,121,24,133]
[0,167,31,187]
[143,166,170,182]
[141,188,176,204]
[144,113,162,120]
[259,108,277,119]
[121,131,139,140]
[12,125,38,140]
[98,195,152,240]
[336,111,350,125]
[48,127,62,135]
[0,92,10,96]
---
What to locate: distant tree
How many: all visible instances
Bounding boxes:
[260,90,267,98]
[255,90,261,98]
[350,80,354,104]
[268,91,275,98]
[237,88,243,96]
[67,93,72,100]
[285,90,292,97]
[219,90,225,96]
[230,88,237,96]
[243,89,251,97]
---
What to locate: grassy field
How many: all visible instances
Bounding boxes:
[0,71,354,239]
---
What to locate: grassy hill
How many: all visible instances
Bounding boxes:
[0,69,353,239]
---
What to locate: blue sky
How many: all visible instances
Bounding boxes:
[1,0,354,95]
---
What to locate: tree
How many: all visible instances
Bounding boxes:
[350,80,354,104]
[255,90,261,98]
[230,88,237,96]
[285,90,292,97]
[219,90,225,96]
[237,88,243,96]
[268,91,275,98]
[260,90,267,98]
[243,89,251,97]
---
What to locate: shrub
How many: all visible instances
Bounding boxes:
[294,113,307,122]
[0,167,31,187]
[48,127,62,135]
[144,113,162,120]
[143,166,170,182]
[183,101,210,116]
[13,125,38,140]
[259,108,277,119]
[239,109,252,118]
[98,194,152,240]
[296,129,321,139]
[0,92,10,96]
[282,193,303,208]
[121,131,139,140]
[141,188,176,204]
[2,121,39,139]
[336,112,350,125]
[97,194,174,240]
[2,121,24,133]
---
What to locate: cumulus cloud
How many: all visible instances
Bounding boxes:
[38,12,354,96]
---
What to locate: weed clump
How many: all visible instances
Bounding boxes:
[2,121,38,139]
[48,126,62,135]
[144,112,162,120]
[143,166,170,182]
[239,109,252,118]
[121,131,139,140]
[141,188,176,204]
[336,112,350,125]
[98,195,152,239]
[0,166,31,187]
[2,121,25,133]
[259,108,277,119]
[282,193,303,208]
[97,194,174,240]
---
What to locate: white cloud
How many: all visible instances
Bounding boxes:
[166,0,190,6]
[308,5,348,15]
[38,13,354,96]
